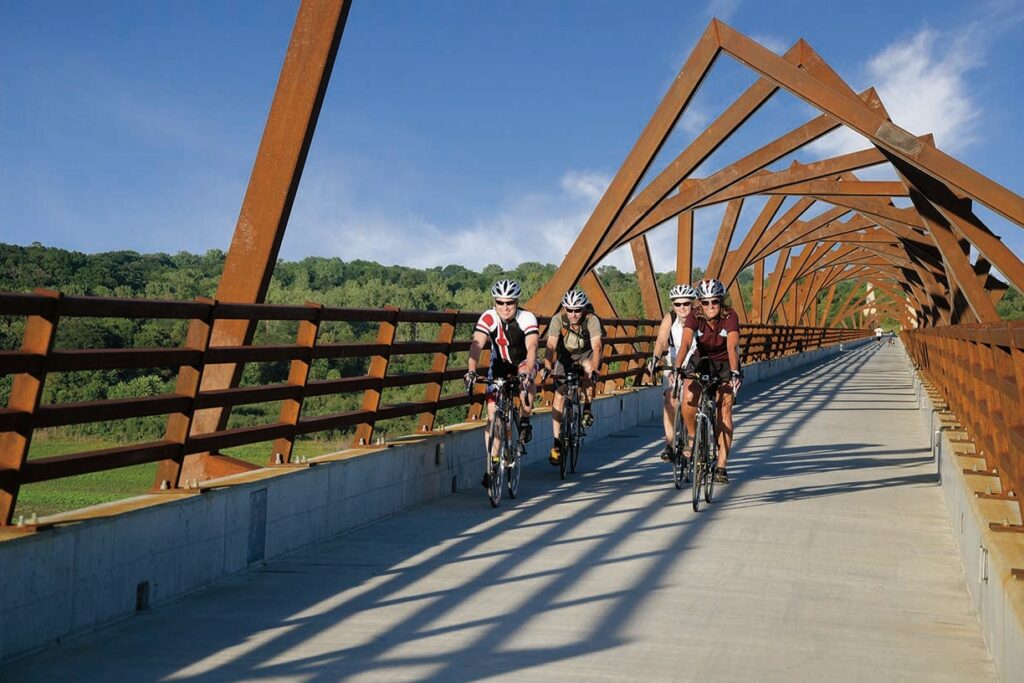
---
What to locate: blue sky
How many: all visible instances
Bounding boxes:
[2,0,1023,275]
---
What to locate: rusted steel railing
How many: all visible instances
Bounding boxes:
[903,323,1024,521]
[0,289,865,525]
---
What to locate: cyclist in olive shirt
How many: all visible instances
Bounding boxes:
[540,289,603,467]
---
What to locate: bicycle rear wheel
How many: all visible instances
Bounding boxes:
[487,417,505,507]
[672,403,687,490]
[569,400,582,473]
[507,434,522,499]
[559,401,572,480]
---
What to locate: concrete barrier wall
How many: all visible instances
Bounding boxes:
[0,340,863,663]
[906,349,1023,683]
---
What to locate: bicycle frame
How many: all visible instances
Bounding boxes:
[685,365,723,511]
[476,375,527,507]
[553,363,586,478]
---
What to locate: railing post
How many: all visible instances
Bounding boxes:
[0,289,61,526]
[618,321,643,385]
[155,298,216,490]
[466,347,490,421]
[271,302,323,464]
[352,306,398,447]
[417,309,457,433]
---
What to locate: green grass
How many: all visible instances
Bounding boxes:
[14,436,350,520]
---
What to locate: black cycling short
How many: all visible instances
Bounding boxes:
[684,357,733,385]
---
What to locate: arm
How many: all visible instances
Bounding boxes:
[675,327,694,370]
[543,333,558,374]
[651,315,671,360]
[590,334,603,368]
[524,333,539,376]
[467,330,488,374]
[727,329,742,392]
[727,330,741,374]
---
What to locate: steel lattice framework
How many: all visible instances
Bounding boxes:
[527,21,1024,330]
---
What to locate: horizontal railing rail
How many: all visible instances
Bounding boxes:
[903,323,1024,521]
[0,289,866,525]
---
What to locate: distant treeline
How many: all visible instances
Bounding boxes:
[1,242,1018,441]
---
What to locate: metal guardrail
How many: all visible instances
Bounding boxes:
[0,289,867,525]
[903,323,1024,521]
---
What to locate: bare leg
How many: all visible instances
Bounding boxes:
[716,388,735,469]
[486,400,500,459]
[682,382,699,450]
[662,389,674,445]
[551,388,565,440]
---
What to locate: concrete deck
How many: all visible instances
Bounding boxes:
[4,343,996,682]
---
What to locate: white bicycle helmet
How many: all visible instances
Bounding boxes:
[696,278,726,300]
[490,279,522,300]
[561,289,589,309]
[669,283,698,301]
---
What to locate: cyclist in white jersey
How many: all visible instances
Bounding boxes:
[647,284,698,460]
[465,279,539,487]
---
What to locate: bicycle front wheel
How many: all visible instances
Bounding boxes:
[704,419,717,504]
[691,417,705,512]
[559,400,572,480]
[672,403,687,490]
[486,417,505,507]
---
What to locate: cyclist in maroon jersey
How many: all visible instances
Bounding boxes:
[673,278,743,484]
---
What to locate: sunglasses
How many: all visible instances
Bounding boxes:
[672,301,693,308]
[565,308,584,313]
[700,299,722,307]
[495,300,517,306]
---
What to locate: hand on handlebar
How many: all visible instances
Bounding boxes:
[730,369,742,395]
[464,371,477,394]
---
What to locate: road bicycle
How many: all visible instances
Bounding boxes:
[684,358,725,512]
[651,361,691,490]
[471,374,528,507]
[552,362,587,480]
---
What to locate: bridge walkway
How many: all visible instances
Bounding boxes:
[5,343,996,681]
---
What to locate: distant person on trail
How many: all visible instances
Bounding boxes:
[647,283,699,461]
[540,289,603,467]
[674,278,742,485]
[874,325,884,346]
[465,279,539,488]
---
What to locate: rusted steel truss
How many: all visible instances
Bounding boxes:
[527,20,1023,332]
[522,21,1023,520]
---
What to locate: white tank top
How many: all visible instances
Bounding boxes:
[667,314,697,367]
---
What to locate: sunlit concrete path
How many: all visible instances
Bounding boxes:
[5,343,996,682]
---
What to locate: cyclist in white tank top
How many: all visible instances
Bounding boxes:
[647,284,698,461]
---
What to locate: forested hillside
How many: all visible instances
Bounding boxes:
[3,241,1019,443]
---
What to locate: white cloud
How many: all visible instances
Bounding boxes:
[750,33,789,56]
[680,106,710,136]
[704,0,740,21]
[810,26,982,158]
[560,170,609,202]
[287,169,613,271]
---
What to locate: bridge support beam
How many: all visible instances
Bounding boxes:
[165,0,352,486]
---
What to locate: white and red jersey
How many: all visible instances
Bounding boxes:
[474,308,538,370]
